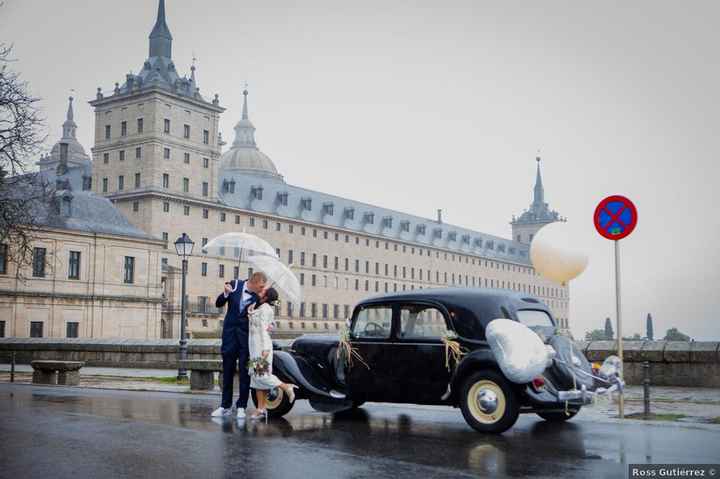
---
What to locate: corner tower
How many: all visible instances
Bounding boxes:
[89,0,225,234]
[511,156,564,244]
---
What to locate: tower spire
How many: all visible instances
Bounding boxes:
[62,96,77,139]
[149,0,173,59]
[233,86,256,148]
[241,86,249,120]
[533,155,544,206]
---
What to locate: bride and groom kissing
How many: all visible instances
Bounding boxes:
[210,271,297,421]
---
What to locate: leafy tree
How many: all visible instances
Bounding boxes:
[646,313,654,340]
[585,329,608,341]
[622,333,642,341]
[604,317,614,340]
[664,328,690,341]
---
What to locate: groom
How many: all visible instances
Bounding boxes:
[211,271,267,418]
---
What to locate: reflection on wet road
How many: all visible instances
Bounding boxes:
[0,384,718,478]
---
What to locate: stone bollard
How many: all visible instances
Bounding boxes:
[32,369,58,385]
[643,361,651,418]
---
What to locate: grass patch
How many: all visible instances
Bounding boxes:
[625,412,686,421]
[709,417,720,424]
[145,376,189,385]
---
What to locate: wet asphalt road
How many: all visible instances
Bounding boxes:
[0,383,718,479]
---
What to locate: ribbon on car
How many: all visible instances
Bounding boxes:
[442,331,466,372]
[337,330,370,370]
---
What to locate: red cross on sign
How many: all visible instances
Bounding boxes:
[594,195,638,240]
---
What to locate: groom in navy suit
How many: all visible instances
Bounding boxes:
[211,271,267,418]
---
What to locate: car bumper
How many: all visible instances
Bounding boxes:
[524,380,624,407]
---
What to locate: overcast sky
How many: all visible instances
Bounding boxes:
[3,0,718,340]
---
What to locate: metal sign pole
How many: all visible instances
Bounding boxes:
[615,240,624,419]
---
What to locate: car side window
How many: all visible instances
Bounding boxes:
[399,305,449,340]
[352,305,393,339]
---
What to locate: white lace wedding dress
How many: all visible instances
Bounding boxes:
[247,303,283,390]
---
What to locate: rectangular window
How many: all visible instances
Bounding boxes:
[119,150,125,161]
[0,243,7,274]
[183,178,189,193]
[344,305,350,319]
[102,178,108,193]
[220,212,226,222]
[323,255,328,269]
[334,257,339,270]
[183,124,190,139]
[300,273,305,286]
[288,250,294,264]
[164,148,170,160]
[164,118,170,134]
[201,262,207,277]
[124,256,135,284]
[203,157,209,168]
[162,232,168,248]
[121,121,127,137]
[30,321,44,338]
[300,252,306,266]
[105,125,111,140]
[235,215,240,224]
[352,306,392,339]
[32,247,46,277]
[399,305,449,340]
[218,264,225,278]
[202,209,209,219]
[203,129,209,144]
[162,174,169,189]
[202,182,209,197]
[300,303,306,318]
[184,152,190,164]
[311,274,317,287]
[287,302,294,317]
[135,146,142,159]
[68,251,81,280]
[233,266,239,279]
[163,202,170,213]
[311,303,317,318]
[103,152,109,164]
[134,173,141,188]
[137,118,144,133]
[0,320,5,338]
[322,304,328,319]
[118,175,124,190]
[66,322,79,338]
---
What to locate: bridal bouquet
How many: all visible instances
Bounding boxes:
[247,357,270,376]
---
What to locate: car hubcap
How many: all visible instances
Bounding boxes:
[266,388,283,409]
[467,380,506,424]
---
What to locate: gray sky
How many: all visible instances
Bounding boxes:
[3,0,719,340]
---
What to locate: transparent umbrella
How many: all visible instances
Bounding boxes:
[247,254,302,304]
[202,232,278,263]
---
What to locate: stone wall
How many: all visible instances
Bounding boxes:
[576,340,720,388]
[1,338,718,388]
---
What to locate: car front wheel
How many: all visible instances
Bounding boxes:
[459,370,519,434]
[251,387,295,418]
[537,407,581,422]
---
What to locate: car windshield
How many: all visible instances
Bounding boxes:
[516,310,556,337]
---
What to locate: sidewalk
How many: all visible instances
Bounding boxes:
[2,364,719,424]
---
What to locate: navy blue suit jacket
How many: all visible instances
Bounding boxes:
[215,279,258,354]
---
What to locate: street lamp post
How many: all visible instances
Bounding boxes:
[174,232,194,380]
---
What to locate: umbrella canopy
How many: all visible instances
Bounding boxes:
[202,232,278,261]
[247,255,302,304]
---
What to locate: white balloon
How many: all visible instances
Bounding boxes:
[530,222,588,285]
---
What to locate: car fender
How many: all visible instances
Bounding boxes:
[273,351,347,400]
[445,348,500,404]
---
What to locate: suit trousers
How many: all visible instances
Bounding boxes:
[220,332,251,409]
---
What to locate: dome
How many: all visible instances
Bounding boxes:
[218,89,282,179]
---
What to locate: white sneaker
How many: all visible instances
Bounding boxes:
[236,408,246,419]
[211,407,232,417]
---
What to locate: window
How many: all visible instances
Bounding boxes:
[121,121,127,137]
[184,152,190,164]
[201,262,208,276]
[119,150,125,162]
[218,264,225,278]
[249,217,255,227]
[352,305,392,339]
[164,148,170,159]
[102,178,108,193]
[67,251,81,280]
[334,257,339,270]
[262,219,268,229]
[124,256,135,283]
[118,175,124,190]
[164,118,170,134]
[183,124,190,139]
[183,178,189,193]
[135,146,142,159]
[311,274,317,287]
[311,303,317,318]
[103,152,109,164]
[276,222,281,231]
[516,310,556,336]
[233,266,239,279]
[105,125,111,140]
[322,304,328,319]
[202,209,209,219]
[288,250,294,264]
[162,232,168,248]
[203,157,209,168]
[299,273,305,286]
[220,212,226,222]
[399,305,449,340]
[300,252,305,266]
[235,215,240,224]
[132,201,139,212]
[163,202,170,213]
[0,321,4,337]
[32,247,46,277]
[30,321,44,338]
[203,129,209,144]
[134,173,141,188]
[66,322,79,338]
[323,255,328,268]
[287,302,294,317]
[137,118,144,133]
[162,174,169,188]
[0,243,7,274]
[202,182,209,197]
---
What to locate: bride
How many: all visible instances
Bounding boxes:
[247,287,297,421]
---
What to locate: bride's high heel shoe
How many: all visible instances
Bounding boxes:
[284,384,299,403]
[251,409,267,424]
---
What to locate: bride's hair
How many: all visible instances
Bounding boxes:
[261,287,279,306]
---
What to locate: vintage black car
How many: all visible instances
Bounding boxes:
[255,288,599,433]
